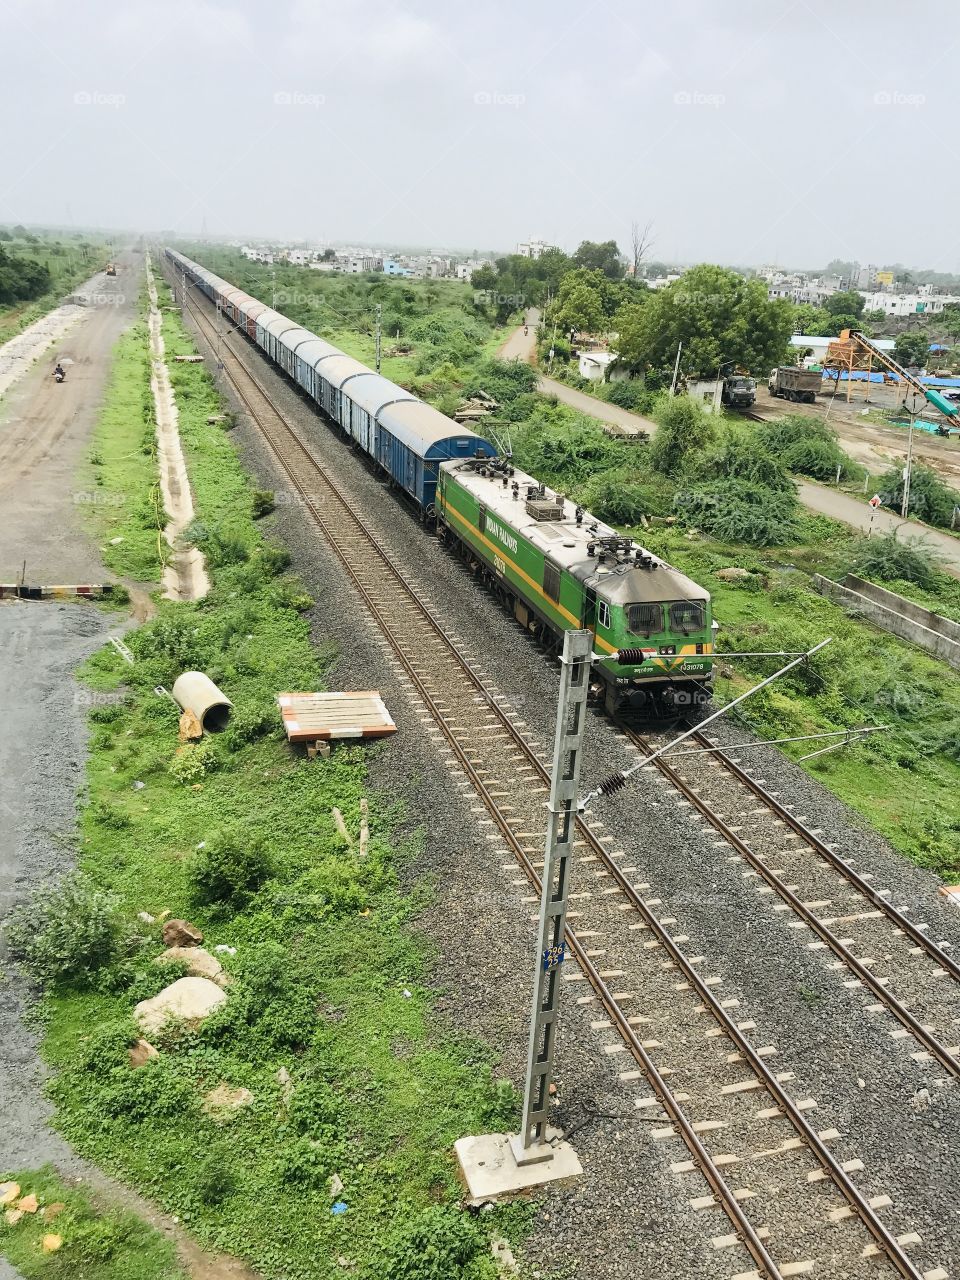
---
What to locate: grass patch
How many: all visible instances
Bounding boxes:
[0,1166,184,1280]
[81,296,164,583]
[31,272,524,1279]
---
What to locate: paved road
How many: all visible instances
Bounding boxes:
[498,315,960,577]
[498,309,654,436]
[798,481,960,575]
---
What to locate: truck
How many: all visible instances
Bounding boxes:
[721,374,757,408]
[768,366,820,403]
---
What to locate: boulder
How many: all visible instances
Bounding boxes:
[156,946,225,985]
[42,1235,63,1253]
[17,1194,38,1214]
[135,976,226,1035]
[202,1083,254,1118]
[0,1182,20,1206]
[162,918,203,947]
[715,566,754,582]
[5,1209,23,1226]
[42,1203,65,1222]
[128,1038,159,1068]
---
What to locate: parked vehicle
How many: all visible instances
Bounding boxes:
[721,375,756,408]
[768,366,821,403]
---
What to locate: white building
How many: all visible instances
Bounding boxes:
[345,255,383,273]
[517,238,549,259]
[860,290,960,317]
[578,351,627,382]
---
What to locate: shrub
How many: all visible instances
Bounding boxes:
[695,429,794,493]
[384,1206,487,1280]
[605,378,652,412]
[5,872,131,988]
[188,827,272,908]
[649,394,715,475]
[849,532,942,590]
[169,737,219,784]
[878,463,960,528]
[781,435,853,480]
[195,1151,238,1205]
[251,489,275,518]
[674,478,800,546]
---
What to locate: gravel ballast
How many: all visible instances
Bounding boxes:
[180,290,960,1278]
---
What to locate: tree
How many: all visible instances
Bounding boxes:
[824,259,857,282]
[554,281,604,336]
[939,303,960,342]
[629,220,654,279]
[648,393,716,475]
[894,331,930,369]
[792,303,834,335]
[615,264,793,380]
[824,290,865,318]
[572,239,625,281]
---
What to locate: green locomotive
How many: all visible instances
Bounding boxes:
[436,456,714,715]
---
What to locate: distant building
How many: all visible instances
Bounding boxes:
[517,238,549,259]
[686,377,723,414]
[346,255,383,273]
[383,259,413,277]
[860,291,960,317]
[455,259,488,280]
[285,249,313,266]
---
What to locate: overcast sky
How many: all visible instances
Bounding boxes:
[0,0,956,268]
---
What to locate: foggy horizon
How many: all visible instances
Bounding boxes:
[1,0,957,270]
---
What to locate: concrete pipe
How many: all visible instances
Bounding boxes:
[171,671,232,733]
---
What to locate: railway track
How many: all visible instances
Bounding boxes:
[172,275,946,1280]
[621,722,960,1078]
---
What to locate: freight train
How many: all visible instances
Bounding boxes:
[164,248,714,715]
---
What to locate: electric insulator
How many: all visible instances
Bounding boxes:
[598,772,627,796]
[617,648,646,664]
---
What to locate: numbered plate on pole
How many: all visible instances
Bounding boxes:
[542,943,566,972]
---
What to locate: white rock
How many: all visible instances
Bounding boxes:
[156,945,225,985]
[137,911,156,924]
[135,976,226,1035]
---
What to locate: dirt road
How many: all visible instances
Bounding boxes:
[498,308,654,436]
[0,256,139,582]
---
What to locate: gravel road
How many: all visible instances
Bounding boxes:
[0,601,115,1169]
[176,284,960,1277]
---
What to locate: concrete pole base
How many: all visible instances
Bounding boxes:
[454,1132,583,1205]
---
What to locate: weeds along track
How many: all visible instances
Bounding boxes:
[177,285,943,1280]
[625,724,960,1078]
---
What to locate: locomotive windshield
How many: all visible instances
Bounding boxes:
[626,602,663,636]
[669,600,705,634]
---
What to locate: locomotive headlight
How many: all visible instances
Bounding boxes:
[659,644,676,655]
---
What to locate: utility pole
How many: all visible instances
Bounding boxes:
[514,628,593,1159]
[454,630,589,1199]
[902,402,916,520]
[670,341,683,395]
[375,303,382,374]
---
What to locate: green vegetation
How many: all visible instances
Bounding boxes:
[79,311,163,582]
[614,265,794,384]
[876,461,960,529]
[25,275,521,1280]
[504,402,960,877]
[0,1167,184,1280]
[0,230,112,343]
[893,331,930,369]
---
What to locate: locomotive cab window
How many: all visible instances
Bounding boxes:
[478,505,487,533]
[597,600,610,628]
[543,561,561,602]
[669,600,705,634]
[626,602,662,636]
